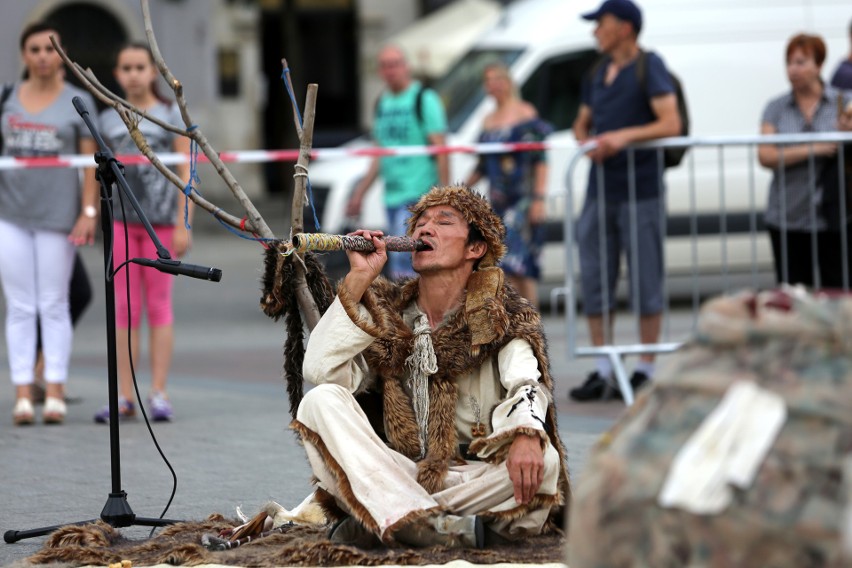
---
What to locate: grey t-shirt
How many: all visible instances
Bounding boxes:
[99,101,183,226]
[0,83,95,233]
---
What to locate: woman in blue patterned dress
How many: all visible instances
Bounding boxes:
[466,62,552,307]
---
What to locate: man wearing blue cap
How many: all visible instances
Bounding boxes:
[570,0,681,401]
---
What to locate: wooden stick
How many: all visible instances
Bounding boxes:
[291,233,426,253]
[283,58,321,330]
[141,0,272,239]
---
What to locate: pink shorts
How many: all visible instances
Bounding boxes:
[113,222,176,328]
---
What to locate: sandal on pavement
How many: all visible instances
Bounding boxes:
[43,397,67,425]
[13,398,35,426]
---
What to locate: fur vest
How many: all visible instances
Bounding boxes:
[338,276,568,499]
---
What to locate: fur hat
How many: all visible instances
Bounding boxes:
[405,184,507,269]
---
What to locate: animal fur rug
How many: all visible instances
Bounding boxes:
[27,515,567,567]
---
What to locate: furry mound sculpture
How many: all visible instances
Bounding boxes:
[261,184,570,549]
[569,288,852,567]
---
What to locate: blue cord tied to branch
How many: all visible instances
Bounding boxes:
[183,124,201,229]
[212,207,276,246]
[281,67,321,231]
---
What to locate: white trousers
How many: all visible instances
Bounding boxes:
[296,383,561,539]
[0,219,75,385]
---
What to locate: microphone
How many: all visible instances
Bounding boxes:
[72,96,89,117]
[132,258,222,282]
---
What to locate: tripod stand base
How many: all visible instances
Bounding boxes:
[3,492,180,543]
[102,491,136,526]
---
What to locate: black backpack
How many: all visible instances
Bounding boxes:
[587,51,690,168]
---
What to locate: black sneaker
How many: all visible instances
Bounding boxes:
[328,516,381,549]
[569,372,609,401]
[630,371,651,391]
[394,514,484,549]
[614,371,651,400]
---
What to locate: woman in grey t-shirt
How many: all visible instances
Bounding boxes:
[93,43,191,423]
[0,23,98,425]
[758,33,852,288]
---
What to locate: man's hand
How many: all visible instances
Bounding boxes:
[345,193,363,218]
[812,142,839,157]
[341,229,387,302]
[506,433,544,504]
[588,130,629,162]
[528,198,546,226]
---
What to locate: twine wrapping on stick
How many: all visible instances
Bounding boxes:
[289,233,427,254]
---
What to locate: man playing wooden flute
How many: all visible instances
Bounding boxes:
[292,184,569,549]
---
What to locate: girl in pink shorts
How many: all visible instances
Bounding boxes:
[94,43,191,422]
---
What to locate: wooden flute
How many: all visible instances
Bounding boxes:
[291,233,428,253]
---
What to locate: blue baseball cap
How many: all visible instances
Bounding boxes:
[581,0,643,33]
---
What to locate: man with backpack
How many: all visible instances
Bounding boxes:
[346,45,449,279]
[569,0,682,402]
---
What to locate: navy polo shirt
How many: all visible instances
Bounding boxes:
[581,51,675,201]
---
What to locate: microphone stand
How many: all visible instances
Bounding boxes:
[4,97,221,543]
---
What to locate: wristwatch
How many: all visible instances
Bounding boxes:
[83,205,97,219]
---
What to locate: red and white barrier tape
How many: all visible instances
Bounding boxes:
[0,140,575,170]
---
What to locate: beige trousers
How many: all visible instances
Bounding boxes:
[296,383,561,539]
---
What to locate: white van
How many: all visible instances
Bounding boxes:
[305,0,851,294]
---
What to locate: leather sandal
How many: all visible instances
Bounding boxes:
[43,396,67,424]
[13,398,35,426]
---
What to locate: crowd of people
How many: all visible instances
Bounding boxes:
[345,2,851,408]
[0,24,191,426]
[2,4,852,419]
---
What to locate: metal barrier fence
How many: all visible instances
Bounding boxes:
[558,131,852,405]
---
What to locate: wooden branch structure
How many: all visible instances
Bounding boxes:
[53,0,322,329]
[282,58,322,331]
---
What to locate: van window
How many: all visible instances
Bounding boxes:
[520,49,599,131]
[432,48,524,132]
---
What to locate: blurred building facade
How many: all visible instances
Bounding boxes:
[0,0,456,197]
